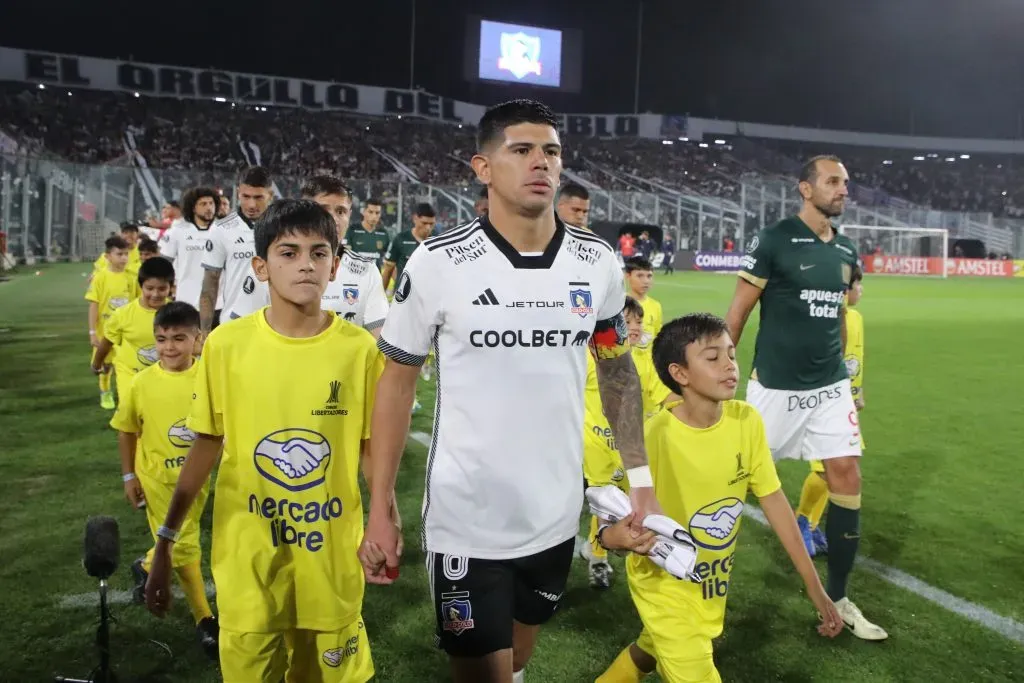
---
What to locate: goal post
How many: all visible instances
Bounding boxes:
[839,225,949,278]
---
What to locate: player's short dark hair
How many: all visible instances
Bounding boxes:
[181,186,220,224]
[559,182,590,202]
[623,295,644,320]
[167,200,181,209]
[239,166,273,188]
[301,174,352,200]
[137,256,175,286]
[653,313,730,395]
[138,237,160,254]
[799,155,843,184]
[154,301,200,331]
[119,221,140,234]
[413,203,436,218]
[477,99,559,152]
[624,255,653,273]
[255,198,338,260]
[105,235,129,252]
[364,196,383,208]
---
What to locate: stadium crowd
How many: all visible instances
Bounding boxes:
[4,84,1024,220]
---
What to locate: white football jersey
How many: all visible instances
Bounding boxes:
[201,211,265,321]
[321,248,390,332]
[379,216,626,560]
[159,218,212,309]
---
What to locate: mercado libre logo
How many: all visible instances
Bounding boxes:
[254,428,332,492]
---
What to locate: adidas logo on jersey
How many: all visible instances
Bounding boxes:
[235,236,246,244]
[471,289,499,306]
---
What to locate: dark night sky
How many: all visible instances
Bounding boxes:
[3,0,1024,138]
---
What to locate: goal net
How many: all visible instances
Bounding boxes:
[839,225,949,278]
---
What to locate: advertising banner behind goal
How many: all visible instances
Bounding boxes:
[863,255,1014,278]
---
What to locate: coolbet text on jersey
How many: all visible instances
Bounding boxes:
[378,216,627,560]
[739,217,859,390]
[109,361,209,566]
[187,310,384,634]
[627,401,782,681]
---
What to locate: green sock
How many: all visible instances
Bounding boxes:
[825,500,860,601]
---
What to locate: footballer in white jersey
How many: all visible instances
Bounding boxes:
[363,101,656,677]
[160,188,217,308]
[321,248,389,333]
[299,174,389,336]
[196,168,273,333]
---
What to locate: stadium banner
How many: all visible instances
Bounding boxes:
[692,250,745,272]
[0,47,662,138]
[1013,260,1024,277]
[863,255,1014,277]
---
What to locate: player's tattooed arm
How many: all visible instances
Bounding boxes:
[198,269,221,334]
[592,312,647,469]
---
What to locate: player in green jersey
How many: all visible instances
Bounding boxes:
[725,155,887,641]
[380,203,436,292]
[347,196,388,267]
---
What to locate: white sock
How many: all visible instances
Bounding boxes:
[512,669,525,683]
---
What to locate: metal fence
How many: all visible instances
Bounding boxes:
[2,153,1023,263]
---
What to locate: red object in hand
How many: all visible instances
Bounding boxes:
[386,566,400,580]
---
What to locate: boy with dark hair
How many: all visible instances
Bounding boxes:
[145,199,389,683]
[110,301,218,658]
[86,235,138,409]
[92,257,174,405]
[92,222,141,275]
[623,256,662,358]
[596,314,841,683]
[137,237,160,261]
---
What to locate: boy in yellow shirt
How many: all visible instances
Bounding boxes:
[109,301,218,658]
[797,265,866,556]
[144,199,389,683]
[582,296,672,589]
[91,222,141,276]
[623,256,662,357]
[85,235,138,409]
[596,313,841,683]
[91,257,174,405]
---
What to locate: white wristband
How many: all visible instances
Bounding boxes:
[156,525,180,543]
[122,472,136,482]
[626,465,653,488]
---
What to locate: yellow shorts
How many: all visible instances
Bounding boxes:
[583,439,628,492]
[138,471,208,567]
[219,619,373,683]
[628,567,721,683]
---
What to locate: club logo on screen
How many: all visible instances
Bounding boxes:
[498,32,542,80]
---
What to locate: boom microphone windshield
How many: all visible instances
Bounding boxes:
[83,516,120,580]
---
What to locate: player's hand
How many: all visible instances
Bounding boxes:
[599,513,658,554]
[854,397,865,411]
[89,333,100,349]
[390,497,404,559]
[628,485,662,534]
[144,542,174,618]
[124,479,145,509]
[359,498,402,585]
[808,585,844,638]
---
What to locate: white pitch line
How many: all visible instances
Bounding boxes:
[741,506,1024,645]
[58,580,216,610]
[410,431,432,448]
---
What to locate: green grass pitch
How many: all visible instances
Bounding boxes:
[0,264,1021,681]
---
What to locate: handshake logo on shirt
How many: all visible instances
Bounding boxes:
[688,498,744,550]
[254,428,332,492]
